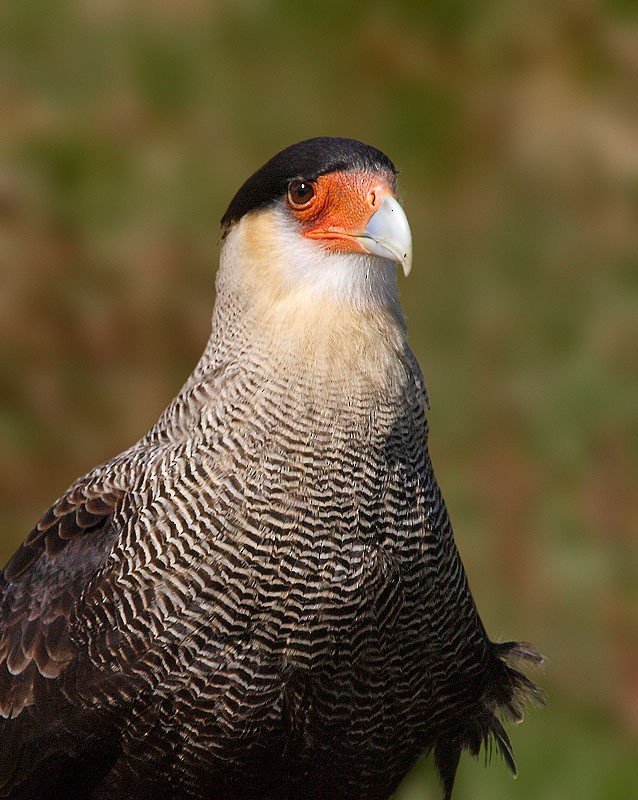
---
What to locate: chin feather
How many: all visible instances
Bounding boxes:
[220,205,402,314]
[215,206,409,386]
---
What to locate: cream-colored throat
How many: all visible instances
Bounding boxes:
[217,209,408,382]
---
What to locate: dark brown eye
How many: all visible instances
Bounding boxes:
[287,178,316,208]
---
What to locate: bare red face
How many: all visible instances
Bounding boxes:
[285,170,398,255]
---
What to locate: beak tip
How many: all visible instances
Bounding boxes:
[361,195,413,277]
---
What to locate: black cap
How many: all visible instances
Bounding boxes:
[221,137,397,231]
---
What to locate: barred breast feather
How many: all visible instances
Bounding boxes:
[0,137,542,800]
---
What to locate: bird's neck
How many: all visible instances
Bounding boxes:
[207,216,410,389]
[150,221,422,447]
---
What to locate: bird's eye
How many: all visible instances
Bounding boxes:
[287,179,316,208]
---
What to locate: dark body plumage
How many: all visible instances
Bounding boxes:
[0,138,541,800]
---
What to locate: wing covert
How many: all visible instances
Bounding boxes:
[0,481,124,720]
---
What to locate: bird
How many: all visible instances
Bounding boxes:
[0,137,542,800]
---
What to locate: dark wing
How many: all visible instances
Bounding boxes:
[0,480,124,795]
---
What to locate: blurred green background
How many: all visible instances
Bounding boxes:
[0,1,636,797]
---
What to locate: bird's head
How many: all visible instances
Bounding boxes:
[218,138,412,328]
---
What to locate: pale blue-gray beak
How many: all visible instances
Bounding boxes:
[358,195,413,277]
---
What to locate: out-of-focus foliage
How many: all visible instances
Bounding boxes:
[0,1,636,797]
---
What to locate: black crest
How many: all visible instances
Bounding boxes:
[221,137,397,230]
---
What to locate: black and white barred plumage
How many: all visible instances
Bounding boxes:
[0,138,542,800]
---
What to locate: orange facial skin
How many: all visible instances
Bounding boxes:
[286,170,398,255]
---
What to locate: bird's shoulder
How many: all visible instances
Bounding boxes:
[0,468,128,721]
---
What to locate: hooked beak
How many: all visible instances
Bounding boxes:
[357,195,413,277]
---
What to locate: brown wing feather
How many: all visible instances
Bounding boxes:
[5,484,121,580]
[0,482,123,720]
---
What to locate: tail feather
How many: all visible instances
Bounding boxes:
[490,714,517,775]
[493,640,546,722]
[434,640,544,798]
[433,741,461,800]
[486,640,545,778]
